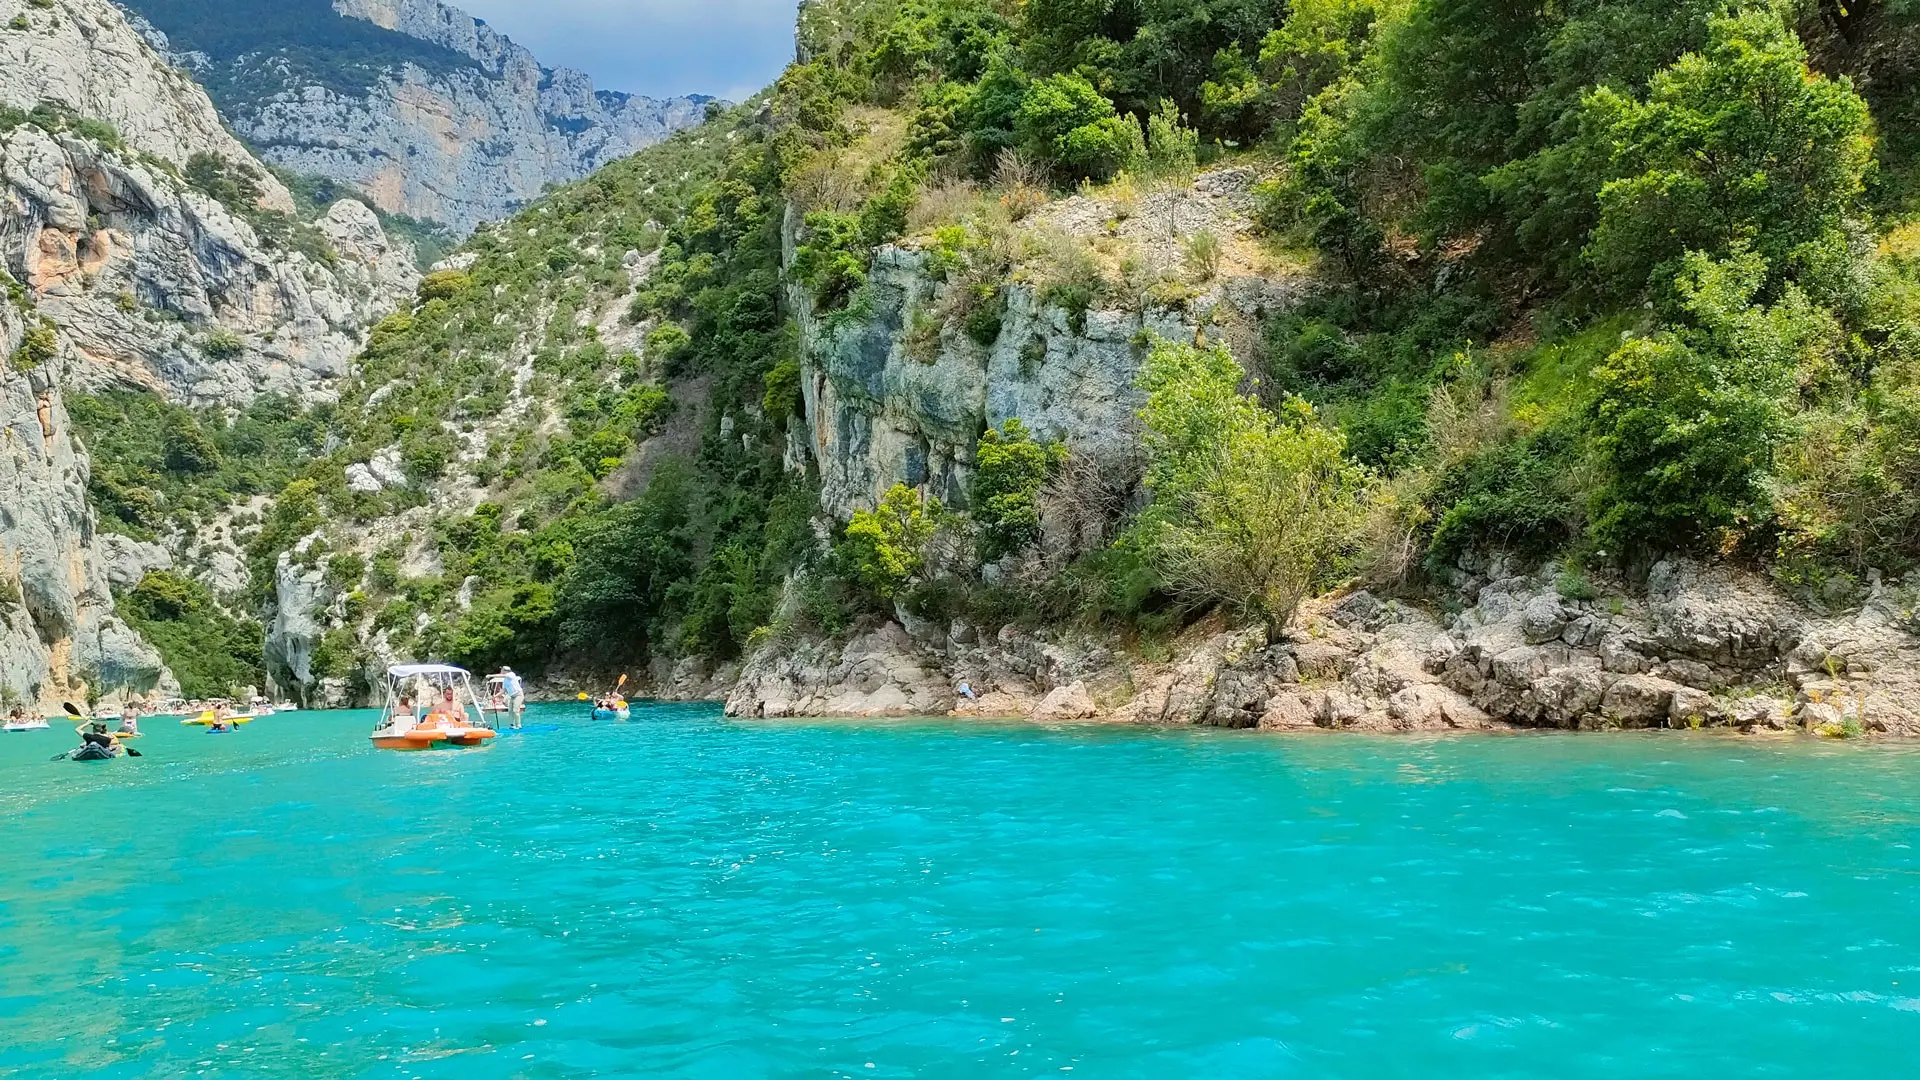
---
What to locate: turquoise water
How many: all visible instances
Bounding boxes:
[3,704,1919,1077]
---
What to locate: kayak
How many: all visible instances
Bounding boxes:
[68,743,119,761]
[591,706,629,721]
[181,713,255,726]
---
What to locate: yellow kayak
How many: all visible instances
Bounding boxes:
[180,713,257,726]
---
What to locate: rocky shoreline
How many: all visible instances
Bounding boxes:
[716,559,1920,737]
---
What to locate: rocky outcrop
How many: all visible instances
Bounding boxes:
[727,622,951,717]
[2,121,417,403]
[786,167,1300,519]
[264,545,328,700]
[126,0,711,233]
[0,304,169,708]
[1426,560,1920,736]
[0,0,289,203]
[725,558,1920,736]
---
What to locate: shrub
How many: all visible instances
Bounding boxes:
[417,269,471,301]
[1183,230,1222,281]
[841,484,940,598]
[790,210,869,310]
[1017,73,1143,181]
[644,323,692,371]
[201,328,245,359]
[10,320,56,369]
[1136,338,1371,636]
[1144,99,1199,179]
[970,419,1065,561]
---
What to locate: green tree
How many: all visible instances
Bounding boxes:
[1017,73,1143,180]
[970,419,1066,561]
[842,484,941,598]
[1587,246,1823,552]
[1579,8,1873,296]
[164,421,223,474]
[1136,338,1371,636]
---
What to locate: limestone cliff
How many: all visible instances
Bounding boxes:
[124,0,711,233]
[725,163,1920,735]
[786,166,1295,520]
[0,294,170,709]
[3,121,418,402]
[0,0,415,703]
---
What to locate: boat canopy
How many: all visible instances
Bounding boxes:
[386,663,472,680]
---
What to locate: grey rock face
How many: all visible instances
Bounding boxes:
[0,316,169,708]
[786,170,1301,524]
[0,0,290,205]
[133,0,711,233]
[97,532,172,592]
[2,117,416,406]
[265,546,328,697]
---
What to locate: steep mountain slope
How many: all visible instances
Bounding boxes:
[0,0,414,708]
[121,0,712,233]
[242,0,1920,737]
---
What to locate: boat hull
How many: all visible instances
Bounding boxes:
[370,725,497,750]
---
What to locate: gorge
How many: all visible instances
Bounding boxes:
[6,0,1920,740]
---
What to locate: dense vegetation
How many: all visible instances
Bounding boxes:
[116,570,264,699]
[71,390,327,542]
[120,0,480,109]
[729,0,1920,631]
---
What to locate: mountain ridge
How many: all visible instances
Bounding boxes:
[120,0,714,232]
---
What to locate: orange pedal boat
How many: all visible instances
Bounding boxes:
[369,663,501,751]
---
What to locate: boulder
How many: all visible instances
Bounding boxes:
[1033,681,1098,721]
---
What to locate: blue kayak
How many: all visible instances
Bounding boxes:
[590,706,629,722]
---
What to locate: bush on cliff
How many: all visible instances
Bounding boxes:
[1136,338,1370,635]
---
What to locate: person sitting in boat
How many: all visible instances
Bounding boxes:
[391,693,414,724]
[77,721,116,752]
[426,687,462,726]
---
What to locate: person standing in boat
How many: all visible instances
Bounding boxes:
[118,705,140,736]
[500,667,524,729]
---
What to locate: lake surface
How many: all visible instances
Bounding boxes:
[2,703,1918,1077]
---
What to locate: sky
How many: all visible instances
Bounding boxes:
[456,0,800,101]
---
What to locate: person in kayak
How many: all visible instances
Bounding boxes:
[75,721,117,754]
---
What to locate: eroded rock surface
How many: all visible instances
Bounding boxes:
[725,560,1920,737]
[0,309,170,708]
